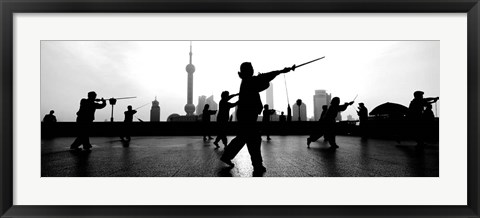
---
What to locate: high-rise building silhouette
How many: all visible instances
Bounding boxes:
[292,100,307,121]
[313,90,331,121]
[150,97,160,122]
[195,95,218,121]
[266,82,274,109]
[232,106,238,122]
[184,42,196,116]
[196,95,207,115]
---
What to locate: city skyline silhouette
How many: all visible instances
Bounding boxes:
[41,41,439,122]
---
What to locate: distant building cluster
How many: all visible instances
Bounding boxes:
[197,95,218,121]
[153,44,346,123]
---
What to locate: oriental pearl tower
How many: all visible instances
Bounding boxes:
[184,42,196,116]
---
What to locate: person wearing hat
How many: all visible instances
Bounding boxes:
[407,91,439,146]
[70,91,107,150]
[220,62,293,173]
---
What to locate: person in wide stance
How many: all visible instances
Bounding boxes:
[213,91,238,148]
[323,97,354,149]
[70,91,106,151]
[220,62,293,173]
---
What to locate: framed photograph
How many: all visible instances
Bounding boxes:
[1,0,479,217]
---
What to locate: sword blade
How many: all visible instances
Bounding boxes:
[114,96,137,100]
[134,102,150,110]
[352,94,358,102]
[295,56,325,69]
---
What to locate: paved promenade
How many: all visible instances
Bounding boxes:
[41,136,439,177]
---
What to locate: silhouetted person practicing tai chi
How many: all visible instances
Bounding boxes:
[202,104,217,141]
[220,62,293,173]
[407,91,439,147]
[262,104,275,141]
[213,91,239,148]
[120,105,137,142]
[357,103,368,138]
[70,91,106,151]
[279,112,286,122]
[43,110,57,123]
[307,105,328,147]
[324,97,354,149]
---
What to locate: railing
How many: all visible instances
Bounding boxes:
[41,119,439,141]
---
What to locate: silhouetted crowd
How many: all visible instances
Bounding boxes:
[44,62,439,175]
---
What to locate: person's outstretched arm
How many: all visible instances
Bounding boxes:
[258,67,293,82]
[95,98,107,109]
[227,93,239,101]
[255,67,294,92]
[424,97,439,104]
[339,101,354,112]
[228,101,238,108]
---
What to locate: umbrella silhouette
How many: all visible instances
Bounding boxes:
[369,102,408,116]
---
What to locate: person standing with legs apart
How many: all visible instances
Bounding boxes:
[307,105,328,147]
[323,97,354,149]
[70,91,107,151]
[220,62,293,173]
[213,91,238,148]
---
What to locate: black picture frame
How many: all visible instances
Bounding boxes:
[1,0,479,217]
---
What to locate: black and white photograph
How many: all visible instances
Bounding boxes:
[40,40,439,177]
[3,0,479,216]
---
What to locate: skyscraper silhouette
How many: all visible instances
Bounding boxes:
[196,95,207,115]
[292,100,307,121]
[266,82,274,109]
[150,97,160,122]
[313,90,331,121]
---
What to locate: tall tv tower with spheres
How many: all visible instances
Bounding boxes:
[184,42,196,116]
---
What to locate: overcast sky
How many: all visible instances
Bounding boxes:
[41,41,439,122]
